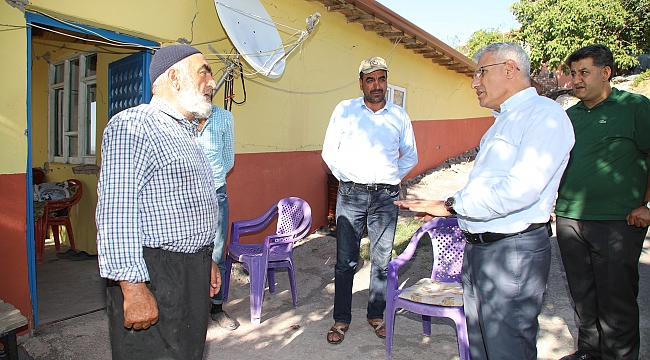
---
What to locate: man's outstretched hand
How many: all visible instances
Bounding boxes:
[394,199,451,221]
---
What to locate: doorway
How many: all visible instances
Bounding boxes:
[26,12,156,326]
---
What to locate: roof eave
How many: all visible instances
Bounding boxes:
[306,0,476,77]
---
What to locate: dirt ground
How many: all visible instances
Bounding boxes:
[16,154,597,360]
[19,82,650,358]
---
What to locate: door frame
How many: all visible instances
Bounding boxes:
[25,12,157,326]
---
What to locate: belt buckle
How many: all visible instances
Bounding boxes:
[369,184,379,191]
[464,232,484,244]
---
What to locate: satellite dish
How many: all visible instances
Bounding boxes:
[215,0,286,78]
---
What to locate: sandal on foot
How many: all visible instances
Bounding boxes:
[367,318,386,339]
[327,322,349,345]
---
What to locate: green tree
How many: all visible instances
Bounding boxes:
[511,0,650,73]
[464,29,516,59]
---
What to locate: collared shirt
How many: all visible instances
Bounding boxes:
[321,97,418,185]
[96,96,218,283]
[556,88,650,220]
[197,105,235,189]
[453,87,575,234]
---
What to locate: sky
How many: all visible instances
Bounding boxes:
[376,0,521,47]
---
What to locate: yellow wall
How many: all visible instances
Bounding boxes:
[225,0,491,153]
[0,6,28,175]
[24,0,489,157]
[5,0,489,253]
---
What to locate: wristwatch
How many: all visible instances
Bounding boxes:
[646,201,650,210]
[444,197,457,215]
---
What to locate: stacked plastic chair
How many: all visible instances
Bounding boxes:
[223,197,312,324]
[34,179,82,264]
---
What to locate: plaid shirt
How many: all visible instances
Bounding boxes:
[197,105,235,189]
[96,96,218,282]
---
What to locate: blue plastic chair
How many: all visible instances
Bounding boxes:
[223,197,312,324]
[385,217,470,360]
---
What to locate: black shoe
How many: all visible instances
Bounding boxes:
[560,350,596,360]
[68,251,98,261]
[56,249,77,259]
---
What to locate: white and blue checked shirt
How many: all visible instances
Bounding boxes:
[96,96,218,283]
[197,105,235,189]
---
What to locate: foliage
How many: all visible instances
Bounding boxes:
[464,29,516,59]
[632,69,650,87]
[511,0,650,73]
[359,219,426,260]
[391,219,427,258]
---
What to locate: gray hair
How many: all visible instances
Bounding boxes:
[151,57,191,95]
[473,42,530,79]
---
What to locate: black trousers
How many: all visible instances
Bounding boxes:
[107,246,213,360]
[556,217,647,360]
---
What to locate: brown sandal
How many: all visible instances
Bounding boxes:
[327,322,349,345]
[367,318,386,339]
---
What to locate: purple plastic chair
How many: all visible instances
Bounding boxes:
[223,197,312,324]
[385,217,470,360]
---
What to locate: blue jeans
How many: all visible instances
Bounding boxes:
[462,226,551,360]
[333,181,399,324]
[211,185,229,305]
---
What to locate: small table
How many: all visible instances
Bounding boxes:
[0,299,28,360]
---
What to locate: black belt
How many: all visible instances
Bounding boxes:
[197,243,214,253]
[342,181,394,191]
[464,222,551,244]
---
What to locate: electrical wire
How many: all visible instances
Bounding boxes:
[223,63,247,110]
[246,78,358,95]
[29,23,156,49]
[31,10,158,49]
[215,2,303,33]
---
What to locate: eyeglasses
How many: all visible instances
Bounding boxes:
[473,62,507,79]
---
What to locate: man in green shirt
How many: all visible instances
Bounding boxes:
[556,44,650,360]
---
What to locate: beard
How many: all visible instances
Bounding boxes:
[177,73,213,119]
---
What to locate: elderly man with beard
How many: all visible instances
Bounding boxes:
[96,44,220,360]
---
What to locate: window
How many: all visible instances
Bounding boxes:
[49,52,97,164]
[387,84,406,108]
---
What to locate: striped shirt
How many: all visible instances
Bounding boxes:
[96,96,218,282]
[197,105,235,189]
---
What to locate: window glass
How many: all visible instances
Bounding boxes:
[69,59,79,131]
[54,63,64,84]
[392,88,405,108]
[48,52,97,164]
[68,136,78,158]
[85,54,97,77]
[54,88,64,157]
[86,84,97,156]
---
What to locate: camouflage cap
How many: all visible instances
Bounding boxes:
[359,56,388,75]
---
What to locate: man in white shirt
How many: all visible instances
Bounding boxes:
[395,43,575,359]
[322,56,418,345]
